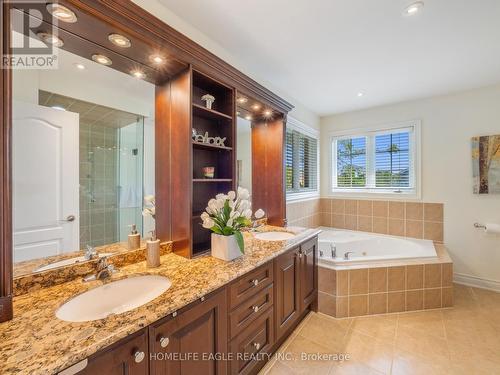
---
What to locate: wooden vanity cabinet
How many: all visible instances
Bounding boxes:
[274,239,318,341]
[274,247,301,340]
[148,288,228,375]
[77,328,149,375]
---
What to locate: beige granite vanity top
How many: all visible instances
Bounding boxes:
[0,226,320,375]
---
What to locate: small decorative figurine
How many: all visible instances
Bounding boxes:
[203,166,215,179]
[201,94,215,109]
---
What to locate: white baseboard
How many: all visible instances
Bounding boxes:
[454,273,500,292]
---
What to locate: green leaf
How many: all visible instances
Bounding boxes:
[234,230,244,254]
[222,226,234,236]
[223,200,231,222]
[211,226,223,235]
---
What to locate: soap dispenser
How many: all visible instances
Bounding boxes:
[146,230,161,268]
[128,224,141,250]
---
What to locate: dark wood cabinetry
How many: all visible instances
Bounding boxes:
[78,328,149,375]
[299,238,318,312]
[274,247,301,340]
[149,289,228,375]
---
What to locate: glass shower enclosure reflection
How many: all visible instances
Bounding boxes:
[80,117,145,248]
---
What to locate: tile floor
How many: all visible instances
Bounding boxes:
[260,283,500,375]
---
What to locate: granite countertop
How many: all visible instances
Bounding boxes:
[0,226,320,375]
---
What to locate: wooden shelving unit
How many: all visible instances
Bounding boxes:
[191,70,235,256]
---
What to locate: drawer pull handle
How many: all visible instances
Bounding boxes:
[253,342,261,350]
[134,350,145,363]
[200,296,205,302]
[252,279,259,286]
[252,305,260,313]
[159,336,170,348]
[172,311,177,317]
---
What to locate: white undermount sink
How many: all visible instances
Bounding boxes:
[56,275,172,322]
[253,231,295,241]
[35,253,113,272]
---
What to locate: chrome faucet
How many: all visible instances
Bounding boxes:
[83,257,117,282]
[344,251,354,260]
[84,245,97,260]
[331,244,337,258]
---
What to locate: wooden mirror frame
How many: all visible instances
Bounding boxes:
[0,0,292,323]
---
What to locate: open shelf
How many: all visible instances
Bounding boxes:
[192,141,232,151]
[193,103,232,121]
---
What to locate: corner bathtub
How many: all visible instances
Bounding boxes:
[318,227,437,267]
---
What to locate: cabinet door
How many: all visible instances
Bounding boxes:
[149,288,228,375]
[300,237,317,312]
[77,328,148,375]
[274,247,300,340]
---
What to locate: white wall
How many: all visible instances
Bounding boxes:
[320,84,500,288]
[132,0,319,130]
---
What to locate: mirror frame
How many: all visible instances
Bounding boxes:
[0,0,293,323]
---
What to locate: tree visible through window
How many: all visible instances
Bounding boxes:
[332,125,417,194]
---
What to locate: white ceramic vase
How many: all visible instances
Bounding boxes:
[211,233,242,261]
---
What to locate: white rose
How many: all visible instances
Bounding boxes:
[216,198,225,209]
[202,218,215,229]
[243,209,252,219]
[227,218,234,227]
[237,187,250,200]
[255,209,265,219]
[200,212,209,220]
[239,200,249,211]
[216,193,226,200]
[208,199,218,213]
[228,191,236,200]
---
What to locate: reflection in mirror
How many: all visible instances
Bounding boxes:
[236,116,252,195]
[11,31,155,276]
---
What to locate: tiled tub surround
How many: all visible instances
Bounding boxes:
[0,226,319,375]
[287,198,444,242]
[318,244,453,318]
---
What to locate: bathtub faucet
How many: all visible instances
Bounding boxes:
[344,251,354,260]
[330,244,337,258]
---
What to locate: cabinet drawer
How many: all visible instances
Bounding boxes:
[228,262,273,309]
[229,283,273,339]
[229,306,274,375]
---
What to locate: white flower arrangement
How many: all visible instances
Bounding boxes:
[202,187,265,253]
[142,195,156,219]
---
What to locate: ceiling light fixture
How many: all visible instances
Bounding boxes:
[108,34,131,48]
[251,103,261,111]
[357,92,364,97]
[149,54,165,64]
[74,63,85,70]
[404,1,424,16]
[37,32,64,47]
[46,3,77,23]
[91,54,112,66]
[263,109,273,118]
[131,70,146,79]
[237,97,248,104]
[245,114,252,121]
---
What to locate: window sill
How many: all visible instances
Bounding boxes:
[286,191,320,202]
[329,189,420,200]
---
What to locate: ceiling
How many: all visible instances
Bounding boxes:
[39,90,142,128]
[157,0,500,115]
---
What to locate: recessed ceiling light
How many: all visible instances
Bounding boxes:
[245,114,252,121]
[404,1,424,16]
[37,32,63,47]
[263,109,273,118]
[237,97,248,104]
[131,70,146,79]
[46,3,77,23]
[149,55,165,64]
[74,63,85,70]
[92,54,112,66]
[357,92,364,97]
[108,34,131,48]
[51,106,66,111]
[251,103,261,111]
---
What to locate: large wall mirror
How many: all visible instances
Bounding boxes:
[236,115,252,195]
[11,30,156,277]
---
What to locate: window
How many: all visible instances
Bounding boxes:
[286,118,319,199]
[331,122,420,197]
